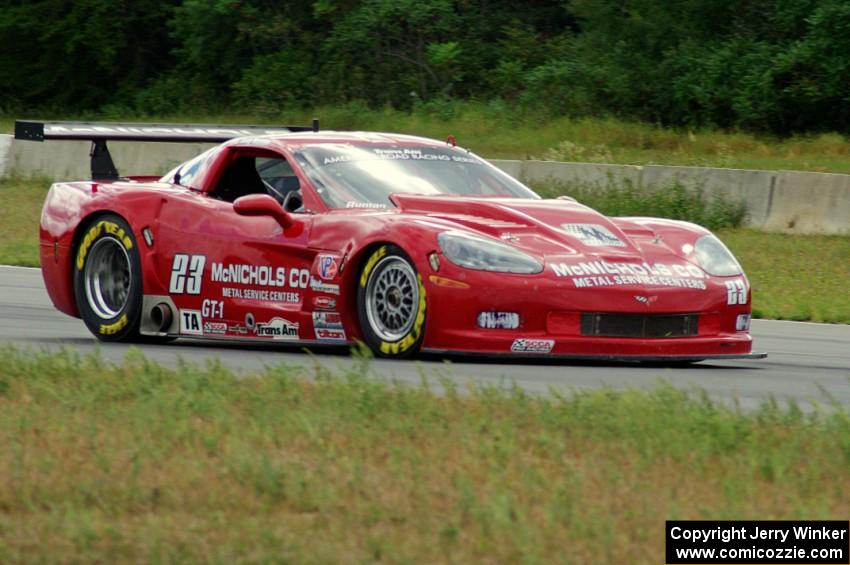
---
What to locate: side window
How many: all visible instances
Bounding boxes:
[257,157,301,206]
[210,154,266,203]
[210,152,302,209]
[172,147,216,189]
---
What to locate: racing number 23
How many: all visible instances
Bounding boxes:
[169,254,206,295]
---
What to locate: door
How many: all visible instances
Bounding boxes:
[156,147,315,342]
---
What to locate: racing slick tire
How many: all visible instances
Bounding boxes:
[357,245,427,358]
[73,214,146,342]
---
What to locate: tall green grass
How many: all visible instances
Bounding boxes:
[719,229,850,323]
[0,347,847,562]
[0,176,49,266]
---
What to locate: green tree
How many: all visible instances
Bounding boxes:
[0,0,177,110]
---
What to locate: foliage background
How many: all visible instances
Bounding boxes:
[1,0,849,134]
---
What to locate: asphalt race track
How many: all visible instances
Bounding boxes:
[2,265,848,409]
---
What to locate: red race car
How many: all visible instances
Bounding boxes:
[18,120,765,361]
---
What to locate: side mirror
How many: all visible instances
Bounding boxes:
[233,194,293,228]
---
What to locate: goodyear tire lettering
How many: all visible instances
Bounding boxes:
[360,246,387,287]
[76,223,103,270]
[99,313,128,335]
[76,220,133,270]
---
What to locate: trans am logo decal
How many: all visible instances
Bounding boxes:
[255,317,299,340]
[562,224,625,247]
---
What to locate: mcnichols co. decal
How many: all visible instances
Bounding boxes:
[550,259,707,290]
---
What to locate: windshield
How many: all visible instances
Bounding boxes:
[293,144,540,209]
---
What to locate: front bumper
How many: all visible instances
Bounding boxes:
[421,260,758,360]
[423,330,757,359]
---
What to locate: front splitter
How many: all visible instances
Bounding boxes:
[421,349,768,363]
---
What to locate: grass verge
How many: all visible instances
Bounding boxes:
[5,103,850,172]
[2,178,848,322]
[0,347,847,562]
[0,176,48,267]
[718,229,850,323]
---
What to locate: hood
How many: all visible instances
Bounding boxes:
[390,193,685,262]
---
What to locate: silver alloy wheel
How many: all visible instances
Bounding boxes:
[83,236,132,319]
[364,256,419,342]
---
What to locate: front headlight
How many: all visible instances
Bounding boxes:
[437,231,542,274]
[693,234,742,276]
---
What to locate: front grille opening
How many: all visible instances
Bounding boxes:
[580,313,699,338]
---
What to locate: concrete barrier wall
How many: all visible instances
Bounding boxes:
[2,134,849,234]
[768,171,850,234]
[2,135,216,180]
[492,159,643,188]
[493,159,850,234]
[0,135,12,178]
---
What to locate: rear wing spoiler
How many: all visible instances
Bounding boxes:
[14,119,320,180]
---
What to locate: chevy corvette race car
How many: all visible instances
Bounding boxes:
[18,120,765,361]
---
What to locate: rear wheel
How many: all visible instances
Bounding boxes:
[356,245,427,358]
[73,215,143,341]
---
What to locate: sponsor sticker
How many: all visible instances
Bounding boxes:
[511,338,555,354]
[313,296,337,310]
[317,255,339,280]
[310,277,340,295]
[228,324,248,335]
[345,202,387,209]
[180,310,203,336]
[562,224,625,247]
[313,311,343,329]
[203,321,227,335]
[551,259,707,291]
[477,311,520,330]
[315,328,347,341]
[255,317,300,340]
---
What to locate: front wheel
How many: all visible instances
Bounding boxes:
[356,245,427,358]
[73,214,143,341]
